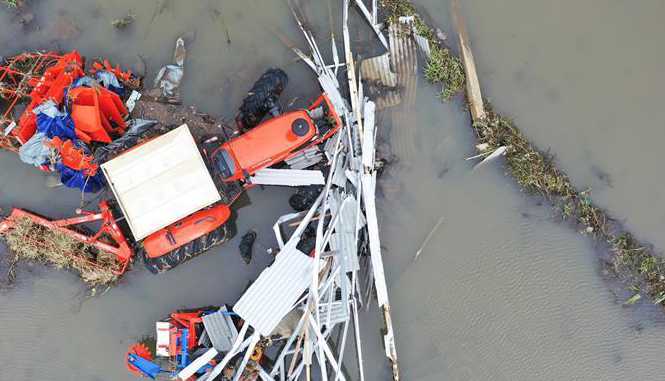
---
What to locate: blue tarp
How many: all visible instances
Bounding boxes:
[95,71,125,97]
[55,162,105,193]
[18,132,51,167]
[34,101,77,141]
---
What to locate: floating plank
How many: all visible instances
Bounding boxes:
[451,0,485,122]
[249,168,325,187]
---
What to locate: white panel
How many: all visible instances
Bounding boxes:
[234,248,314,336]
[155,321,171,357]
[249,168,325,187]
[101,124,220,240]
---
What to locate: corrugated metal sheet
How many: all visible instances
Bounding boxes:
[388,18,419,164]
[234,248,314,336]
[330,196,360,272]
[332,152,347,188]
[202,307,238,352]
[362,100,376,169]
[249,168,325,186]
[359,53,401,110]
[324,132,340,160]
[319,300,349,325]
[286,147,323,169]
[413,33,431,58]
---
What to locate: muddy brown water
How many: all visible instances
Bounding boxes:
[2,1,665,380]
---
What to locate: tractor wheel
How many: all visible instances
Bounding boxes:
[237,68,288,130]
[142,224,231,274]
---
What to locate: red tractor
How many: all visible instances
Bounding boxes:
[0,68,342,278]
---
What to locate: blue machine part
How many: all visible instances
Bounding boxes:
[178,329,190,370]
[127,353,163,379]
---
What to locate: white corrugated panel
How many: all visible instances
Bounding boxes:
[234,248,314,336]
[362,101,376,169]
[330,196,360,272]
[250,168,325,186]
[101,124,220,240]
[361,172,389,306]
[286,147,323,170]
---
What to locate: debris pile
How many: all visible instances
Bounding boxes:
[126,1,402,379]
[0,50,142,192]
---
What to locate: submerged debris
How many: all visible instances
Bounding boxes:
[238,230,256,264]
[112,12,135,29]
[0,217,118,286]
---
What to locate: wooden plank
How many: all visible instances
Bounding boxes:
[451,0,486,123]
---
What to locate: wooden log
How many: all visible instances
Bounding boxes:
[451,0,486,123]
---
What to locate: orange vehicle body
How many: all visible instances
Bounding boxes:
[212,94,342,183]
[142,203,231,259]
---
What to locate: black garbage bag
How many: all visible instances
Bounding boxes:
[93,119,158,164]
[239,230,257,264]
[289,185,323,212]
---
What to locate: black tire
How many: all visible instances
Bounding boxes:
[237,68,288,130]
[142,224,231,274]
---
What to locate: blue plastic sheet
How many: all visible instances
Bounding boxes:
[95,71,125,97]
[18,132,51,167]
[55,162,105,193]
[34,101,77,141]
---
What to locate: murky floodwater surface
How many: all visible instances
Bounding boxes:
[2,1,665,380]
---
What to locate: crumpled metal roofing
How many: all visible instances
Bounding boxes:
[233,248,314,336]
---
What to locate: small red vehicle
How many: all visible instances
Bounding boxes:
[210,94,341,183]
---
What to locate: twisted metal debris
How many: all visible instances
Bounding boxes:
[176,1,400,380]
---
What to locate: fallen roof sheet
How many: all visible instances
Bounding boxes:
[233,248,314,336]
[249,168,325,186]
[202,307,238,352]
[360,53,401,110]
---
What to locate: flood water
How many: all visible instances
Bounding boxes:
[2,1,665,380]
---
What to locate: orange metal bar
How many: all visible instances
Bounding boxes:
[0,200,134,275]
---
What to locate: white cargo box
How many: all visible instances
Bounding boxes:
[101,124,220,240]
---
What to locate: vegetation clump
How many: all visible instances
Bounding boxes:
[424,46,464,100]
[381,0,465,100]
[382,0,665,308]
[1,217,119,286]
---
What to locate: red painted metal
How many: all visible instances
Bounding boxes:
[125,343,153,376]
[170,311,205,351]
[0,200,134,274]
[142,203,231,259]
[47,136,98,175]
[0,52,63,142]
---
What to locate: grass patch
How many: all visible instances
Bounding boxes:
[424,46,465,100]
[382,0,465,100]
[3,0,18,8]
[1,217,119,286]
